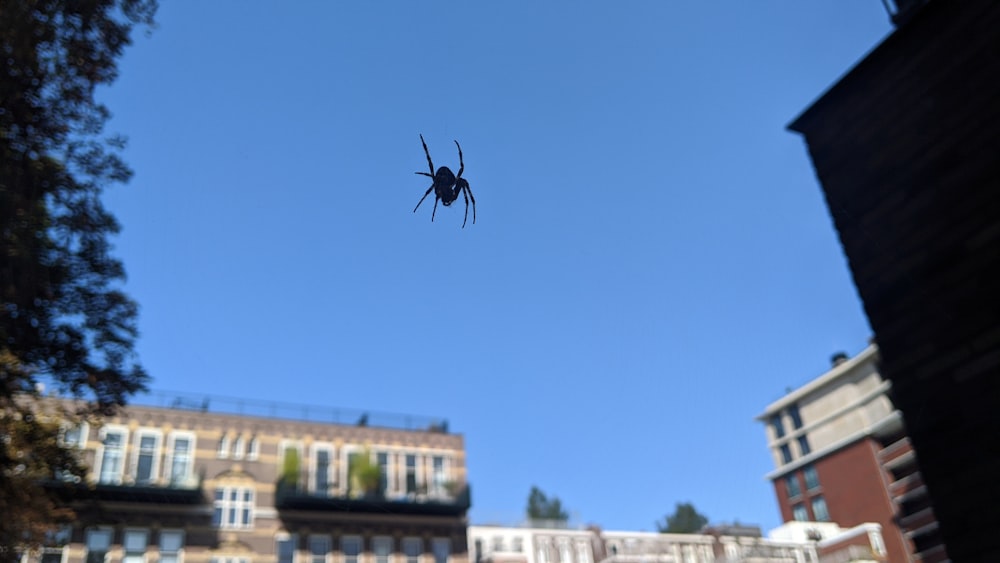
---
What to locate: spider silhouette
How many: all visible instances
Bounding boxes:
[412,134,476,228]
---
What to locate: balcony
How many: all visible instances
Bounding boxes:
[274,479,471,516]
[43,472,205,505]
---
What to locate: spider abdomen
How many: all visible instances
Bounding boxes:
[435,166,456,185]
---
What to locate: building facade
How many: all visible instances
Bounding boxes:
[468,523,878,563]
[757,344,943,562]
[25,394,471,563]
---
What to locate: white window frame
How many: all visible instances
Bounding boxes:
[430,455,450,497]
[431,538,450,563]
[310,443,335,496]
[159,529,185,563]
[373,536,393,563]
[308,535,332,563]
[217,434,230,459]
[402,538,422,563]
[60,421,90,449]
[213,486,255,530]
[164,431,197,487]
[375,450,393,497]
[276,533,298,563]
[123,529,149,563]
[559,542,572,563]
[341,536,362,563]
[232,435,245,460]
[247,435,260,460]
[94,425,129,485]
[131,429,163,485]
[403,452,423,497]
[86,528,114,563]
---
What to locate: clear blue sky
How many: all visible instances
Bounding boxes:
[97,1,891,533]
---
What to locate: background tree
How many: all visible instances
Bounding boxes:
[527,486,569,522]
[656,502,709,533]
[0,0,157,550]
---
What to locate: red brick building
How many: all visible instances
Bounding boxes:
[758,345,943,562]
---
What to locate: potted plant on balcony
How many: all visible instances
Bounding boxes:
[278,447,301,496]
[443,479,463,499]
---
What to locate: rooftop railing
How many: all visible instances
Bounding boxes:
[133,389,451,433]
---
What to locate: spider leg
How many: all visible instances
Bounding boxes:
[431,195,439,222]
[413,185,434,213]
[415,172,433,178]
[458,179,476,228]
[419,134,435,176]
[454,140,464,178]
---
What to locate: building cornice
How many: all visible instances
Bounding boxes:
[756,344,879,420]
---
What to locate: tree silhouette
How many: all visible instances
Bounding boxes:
[527,486,569,522]
[1,0,157,550]
[656,502,709,533]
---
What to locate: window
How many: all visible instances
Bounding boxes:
[779,444,793,464]
[432,539,449,563]
[474,540,483,563]
[167,433,195,486]
[788,405,803,429]
[277,535,297,563]
[342,536,361,563]
[431,456,446,495]
[133,431,161,484]
[62,422,89,448]
[492,537,504,552]
[792,503,807,522]
[309,536,331,563]
[405,454,418,494]
[86,529,113,563]
[559,543,572,563]
[403,537,422,563]
[512,538,523,553]
[811,496,830,522]
[374,537,392,563]
[98,427,127,484]
[213,487,255,529]
[797,435,811,456]
[160,530,184,563]
[784,474,801,498]
[314,448,332,495]
[769,414,785,439]
[803,465,820,491]
[123,529,149,563]
[377,452,389,495]
[247,435,259,460]
[233,435,245,460]
[38,525,71,563]
[218,434,230,458]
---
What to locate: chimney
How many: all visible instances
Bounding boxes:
[831,352,849,367]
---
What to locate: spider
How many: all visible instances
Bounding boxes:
[412,134,476,228]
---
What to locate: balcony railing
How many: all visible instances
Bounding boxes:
[43,470,205,505]
[274,479,471,516]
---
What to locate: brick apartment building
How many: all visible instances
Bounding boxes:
[21,393,471,563]
[757,344,944,562]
